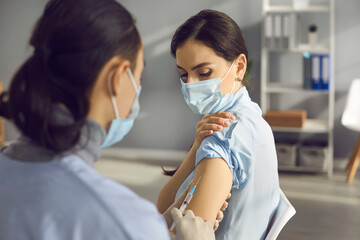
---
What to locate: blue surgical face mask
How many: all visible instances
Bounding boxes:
[100,69,141,149]
[180,60,239,114]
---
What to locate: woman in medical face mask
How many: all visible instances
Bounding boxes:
[0,1,225,239]
[158,9,290,240]
[176,40,247,115]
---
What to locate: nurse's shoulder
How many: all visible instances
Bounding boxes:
[61,155,170,240]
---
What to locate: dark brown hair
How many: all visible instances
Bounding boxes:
[171,9,248,68]
[0,0,141,153]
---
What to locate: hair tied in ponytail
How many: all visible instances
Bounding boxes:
[34,47,51,62]
[6,0,141,153]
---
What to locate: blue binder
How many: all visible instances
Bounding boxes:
[311,54,330,90]
[311,55,321,90]
[303,52,312,89]
[321,55,330,90]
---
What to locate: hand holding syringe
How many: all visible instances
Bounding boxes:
[169,177,201,231]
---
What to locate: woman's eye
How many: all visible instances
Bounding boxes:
[180,73,188,82]
[199,70,212,78]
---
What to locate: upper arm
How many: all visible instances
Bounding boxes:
[186,157,232,225]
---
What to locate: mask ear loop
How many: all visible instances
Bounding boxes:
[126,68,141,119]
[107,70,120,119]
[127,68,138,92]
[220,60,236,82]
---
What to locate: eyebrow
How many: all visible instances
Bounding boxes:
[177,62,212,71]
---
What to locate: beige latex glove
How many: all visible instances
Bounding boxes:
[162,185,190,229]
[170,208,215,240]
[162,185,230,231]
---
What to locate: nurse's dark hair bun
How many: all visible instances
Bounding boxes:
[2,0,141,153]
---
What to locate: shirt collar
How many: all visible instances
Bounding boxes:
[2,105,106,166]
[222,86,250,110]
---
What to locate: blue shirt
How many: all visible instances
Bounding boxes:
[0,106,169,240]
[176,87,281,240]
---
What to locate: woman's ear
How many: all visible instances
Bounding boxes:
[235,54,247,80]
[110,59,131,97]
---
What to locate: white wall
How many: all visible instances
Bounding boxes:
[0,0,359,158]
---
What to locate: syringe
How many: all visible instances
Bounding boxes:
[169,177,201,231]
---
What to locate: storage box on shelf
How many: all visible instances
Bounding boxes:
[261,0,335,176]
[265,110,307,128]
[276,143,297,167]
[299,145,328,171]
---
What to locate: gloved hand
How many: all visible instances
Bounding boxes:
[162,185,190,229]
[170,208,215,240]
[162,186,230,231]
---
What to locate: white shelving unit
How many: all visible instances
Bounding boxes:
[261,0,335,176]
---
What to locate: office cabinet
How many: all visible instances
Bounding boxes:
[261,0,335,175]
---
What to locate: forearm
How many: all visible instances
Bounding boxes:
[157,143,199,213]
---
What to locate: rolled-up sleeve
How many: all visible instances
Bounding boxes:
[195,119,254,189]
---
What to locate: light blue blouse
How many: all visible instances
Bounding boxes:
[176,87,281,240]
[0,106,169,240]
